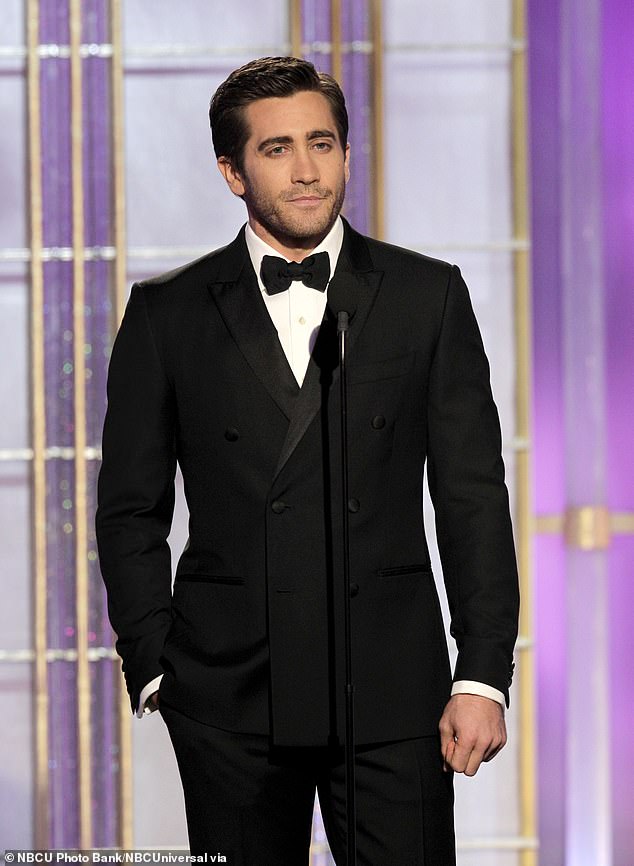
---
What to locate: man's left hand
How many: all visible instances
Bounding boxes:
[438,694,507,776]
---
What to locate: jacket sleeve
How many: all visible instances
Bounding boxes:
[426,265,519,705]
[95,284,177,713]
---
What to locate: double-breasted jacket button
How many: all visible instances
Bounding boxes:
[224,427,240,442]
[348,498,360,513]
[271,500,288,514]
[371,415,386,429]
[350,582,359,598]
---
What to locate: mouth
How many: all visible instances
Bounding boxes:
[287,196,326,208]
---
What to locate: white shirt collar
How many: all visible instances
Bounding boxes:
[245,216,344,294]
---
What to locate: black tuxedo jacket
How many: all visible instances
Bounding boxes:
[96,220,519,747]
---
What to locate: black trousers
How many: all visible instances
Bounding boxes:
[159,701,455,866]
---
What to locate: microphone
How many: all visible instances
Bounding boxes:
[325,299,356,330]
[334,285,357,866]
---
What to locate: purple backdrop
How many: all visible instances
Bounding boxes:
[602,0,634,859]
[37,0,118,847]
[529,0,634,863]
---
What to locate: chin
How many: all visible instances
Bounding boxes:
[284,213,337,240]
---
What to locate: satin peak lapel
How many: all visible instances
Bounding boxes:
[207,231,299,421]
[273,224,384,480]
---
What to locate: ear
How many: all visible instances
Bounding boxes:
[217,156,246,197]
[344,143,351,183]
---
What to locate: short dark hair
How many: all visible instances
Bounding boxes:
[209,56,349,171]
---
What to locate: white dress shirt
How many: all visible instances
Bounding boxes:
[245,216,344,385]
[137,217,504,714]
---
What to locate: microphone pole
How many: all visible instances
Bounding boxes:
[337,309,357,866]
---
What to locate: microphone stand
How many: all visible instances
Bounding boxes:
[337,310,357,866]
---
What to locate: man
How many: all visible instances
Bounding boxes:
[96,56,519,865]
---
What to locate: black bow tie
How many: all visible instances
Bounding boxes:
[260,251,330,295]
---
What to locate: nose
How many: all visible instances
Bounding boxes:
[290,147,319,185]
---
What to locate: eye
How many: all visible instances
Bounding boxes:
[267,145,288,156]
[312,141,332,152]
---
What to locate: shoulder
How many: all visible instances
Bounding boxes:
[134,243,232,300]
[369,236,452,275]
[130,225,248,308]
[345,221,455,288]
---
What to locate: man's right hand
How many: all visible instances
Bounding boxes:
[137,675,163,716]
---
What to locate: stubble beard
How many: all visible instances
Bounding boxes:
[242,175,346,251]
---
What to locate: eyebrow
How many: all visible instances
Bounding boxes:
[257,129,337,152]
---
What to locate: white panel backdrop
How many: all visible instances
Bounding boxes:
[0,0,34,849]
[385,3,520,865]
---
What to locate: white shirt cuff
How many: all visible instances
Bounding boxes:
[136,675,163,718]
[451,679,505,707]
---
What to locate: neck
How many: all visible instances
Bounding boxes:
[247,217,332,262]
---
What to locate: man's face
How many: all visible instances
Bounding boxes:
[218,90,350,256]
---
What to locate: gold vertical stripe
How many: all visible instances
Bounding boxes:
[511,1,537,864]
[289,0,302,58]
[110,0,134,847]
[330,0,343,84]
[69,0,92,848]
[369,0,384,239]
[27,0,50,846]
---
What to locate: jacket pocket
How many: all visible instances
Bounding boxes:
[174,573,245,585]
[377,564,432,578]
